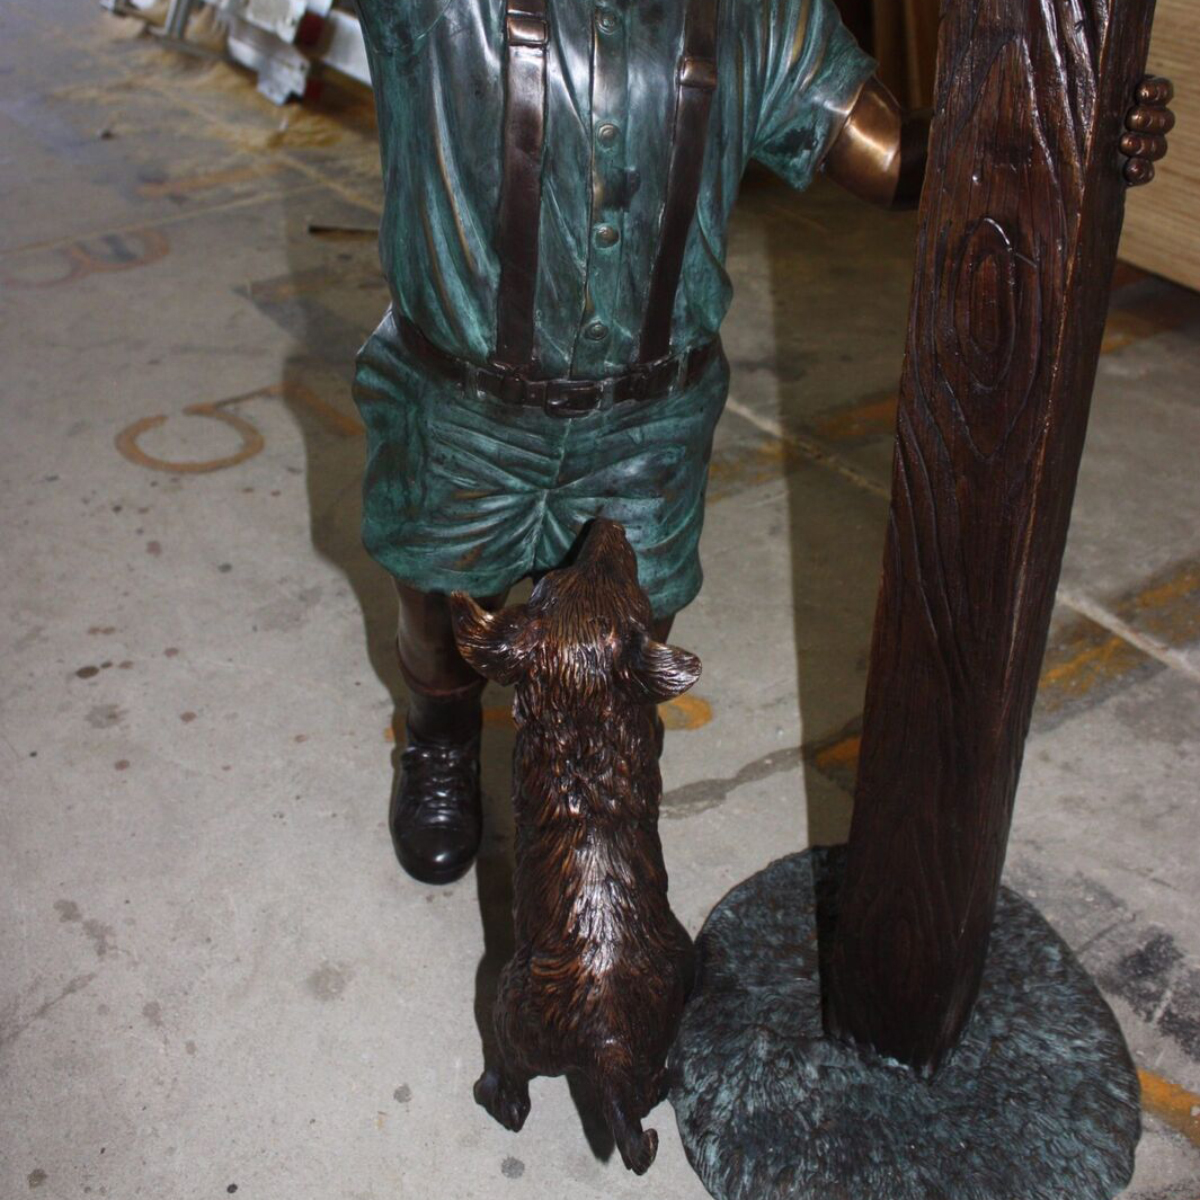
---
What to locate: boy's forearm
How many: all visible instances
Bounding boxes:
[824,73,1173,208]
[822,77,930,210]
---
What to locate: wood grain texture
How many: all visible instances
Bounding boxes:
[1120,0,1200,289]
[825,0,1159,1073]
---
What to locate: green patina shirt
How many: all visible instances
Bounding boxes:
[351,0,876,613]
[355,0,876,377]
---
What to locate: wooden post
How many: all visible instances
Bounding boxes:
[825,0,1159,1074]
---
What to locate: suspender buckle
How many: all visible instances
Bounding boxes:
[626,359,667,404]
[678,56,718,91]
[507,13,549,46]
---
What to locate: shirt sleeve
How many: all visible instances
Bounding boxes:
[751,0,878,191]
[353,0,453,57]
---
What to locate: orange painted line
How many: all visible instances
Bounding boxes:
[1129,563,1200,612]
[1038,631,1145,700]
[661,695,713,731]
[1,228,170,289]
[706,438,795,502]
[812,394,899,442]
[1139,1069,1200,1149]
[1101,287,1189,355]
[481,706,514,731]
[114,399,265,475]
[814,734,862,771]
[1119,559,1200,648]
[115,380,361,474]
[287,383,364,437]
[1101,310,1172,355]
[136,163,279,199]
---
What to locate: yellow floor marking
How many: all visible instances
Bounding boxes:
[1036,623,1151,716]
[136,162,281,200]
[813,734,861,772]
[810,620,1152,781]
[810,562,1200,755]
[1139,1069,1200,1149]
[1100,289,1189,354]
[115,379,360,474]
[806,300,1176,446]
[135,64,386,218]
[1120,559,1200,648]
[481,707,514,731]
[1101,309,1173,355]
[288,385,364,438]
[115,398,265,475]
[660,695,713,731]
[1,228,170,289]
[800,282,1187,448]
[721,396,890,500]
[706,438,797,503]
[812,394,899,442]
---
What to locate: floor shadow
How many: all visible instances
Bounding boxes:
[260,90,408,795]
[270,118,614,1158]
[750,165,914,955]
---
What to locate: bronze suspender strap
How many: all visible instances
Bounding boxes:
[493,0,719,373]
[639,0,720,365]
[493,0,550,372]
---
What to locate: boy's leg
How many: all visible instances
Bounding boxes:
[391,581,507,884]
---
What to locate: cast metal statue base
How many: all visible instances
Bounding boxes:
[669,847,1140,1200]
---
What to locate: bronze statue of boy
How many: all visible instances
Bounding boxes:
[350,0,1172,884]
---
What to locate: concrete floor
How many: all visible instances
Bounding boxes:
[2,5,1199,1198]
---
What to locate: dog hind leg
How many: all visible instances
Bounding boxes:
[474,1056,532,1132]
[601,1081,658,1175]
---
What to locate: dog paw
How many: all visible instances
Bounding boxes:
[474,1067,531,1132]
[619,1127,658,1175]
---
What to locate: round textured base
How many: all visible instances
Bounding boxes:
[669,848,1140,1200]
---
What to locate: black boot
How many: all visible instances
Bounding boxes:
[390,580,508,884]
[390,679,484,885]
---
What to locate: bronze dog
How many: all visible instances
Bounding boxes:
[450,519,699,1174]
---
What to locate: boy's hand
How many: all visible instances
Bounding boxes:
[1122,76,1174,186]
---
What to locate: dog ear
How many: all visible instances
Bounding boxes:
[621,626,702,703]
[449,593,534,686]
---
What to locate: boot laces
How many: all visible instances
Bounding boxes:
[401,737,479,819]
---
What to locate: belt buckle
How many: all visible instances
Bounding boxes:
[491,370,524,405]
[544,379,600,418]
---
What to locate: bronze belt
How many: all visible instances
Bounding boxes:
[397,315,720,419]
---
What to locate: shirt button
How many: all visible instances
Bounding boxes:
[596,122,619,146]
[584,321,609,341]
[594,224,619,247]
[596,8,619,33]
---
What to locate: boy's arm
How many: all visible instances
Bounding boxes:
[821,77,928,211]
[823,74,1174,211]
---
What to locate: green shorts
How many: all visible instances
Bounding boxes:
[352,312,729,618]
